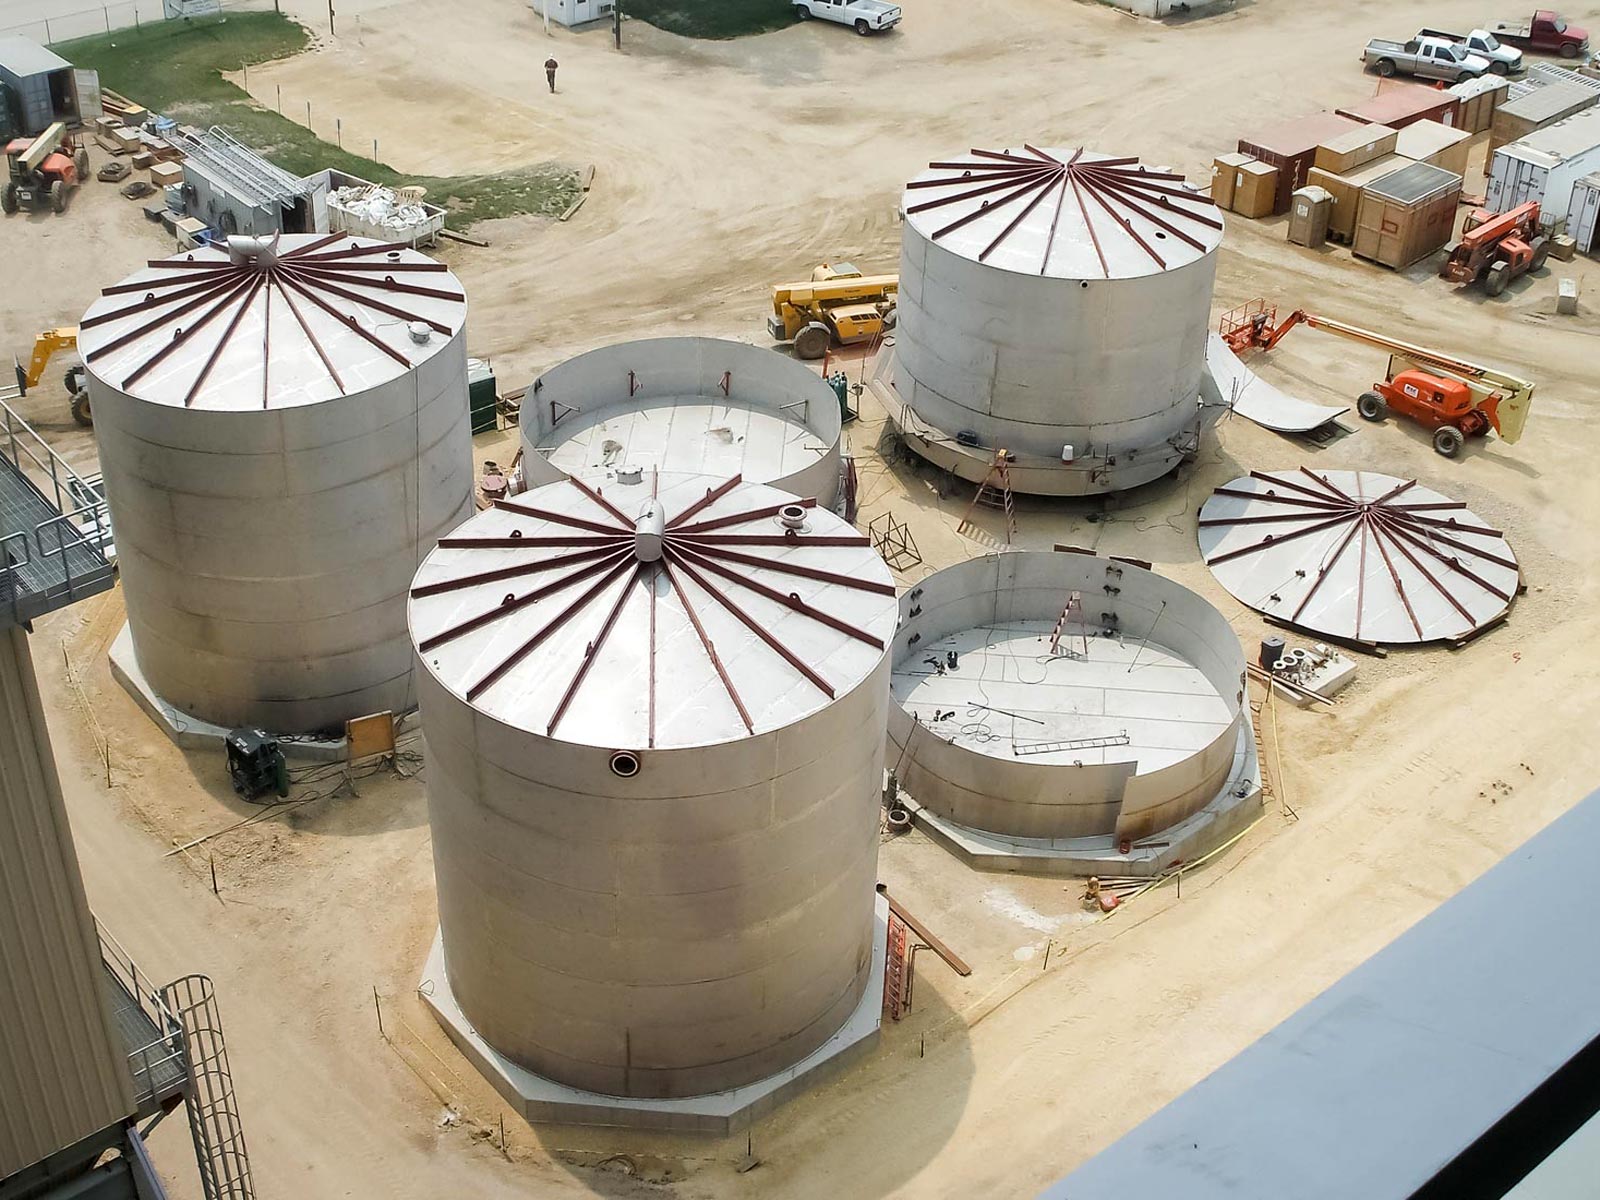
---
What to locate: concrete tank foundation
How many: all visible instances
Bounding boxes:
[417,896,889,1134]
[887,552,1260,875]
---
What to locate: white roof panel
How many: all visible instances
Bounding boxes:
[1198,469,1520,646]
[409,474,898,750]
[902,145,1224,281]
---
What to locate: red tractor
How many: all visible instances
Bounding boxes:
[2,122,88,215]
[1439,201,1548,295]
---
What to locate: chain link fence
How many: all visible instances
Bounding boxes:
[0,0,279,46]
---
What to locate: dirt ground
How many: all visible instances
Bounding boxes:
[6,0,1600,1196]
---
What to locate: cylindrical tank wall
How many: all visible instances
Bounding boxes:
[418,641,890,1099]
[894,224,1218,467]
[521,337,842,507]
[888,553,1247,844]
[83,244,474,734]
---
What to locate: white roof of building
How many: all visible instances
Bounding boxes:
[409,474,899,750]
[78,234,466,411]
[902,145,1224,281]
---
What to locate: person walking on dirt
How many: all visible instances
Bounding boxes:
[545,57,559,93]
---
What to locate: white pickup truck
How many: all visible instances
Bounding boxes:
[794,0,901,35]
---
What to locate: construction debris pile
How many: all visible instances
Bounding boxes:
[326,181,442,242]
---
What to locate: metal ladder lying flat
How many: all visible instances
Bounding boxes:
[1012,732,1131,757]
[958,450,1016,544]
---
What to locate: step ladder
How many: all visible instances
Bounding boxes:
[1012,732,1131,757]
[958,450,1016,544]
[1048,591,1088,659]
[882,909,911,1021]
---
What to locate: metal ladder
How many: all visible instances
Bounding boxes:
[1012,732,1131,757]
[162,975,256,1200]
[957,450,1016,544]
[1048,591,1088,658]
[883,909,911,1021]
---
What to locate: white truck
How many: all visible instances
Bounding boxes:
[1418,27,1526,74]
[794,0,901,35]
[1363,35,1491,81]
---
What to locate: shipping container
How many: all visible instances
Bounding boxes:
[0,37,99,136]
[1490,80,1599,153]
[1568,172,1600,253]
[1353,161,1463,269]
[1337,83,1464,133]
[1211,152,1255,211]
[1309,154,1408,245]
[1394,119,1473,178]
[1237,112,1365,214]
[1314,124,1399,175]
[1487,108,1600,226]
[1287,186,1333,248]
[1448,74,1511,134]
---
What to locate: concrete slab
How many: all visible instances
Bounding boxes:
[419,896,890,1134]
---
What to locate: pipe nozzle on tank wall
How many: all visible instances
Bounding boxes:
[634,499,666,562]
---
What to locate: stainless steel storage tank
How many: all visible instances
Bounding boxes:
[521,336,843,508]
[409,473,899,1098]
[79,234,473,733]
[883,146,1226,495]
[887,552,1256,868]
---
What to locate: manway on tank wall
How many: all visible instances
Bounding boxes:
[79,234,474,735]
[409,473,899,1102]
[875,145,1228,496]
[521,336,843,509]
[887,552,1259,874]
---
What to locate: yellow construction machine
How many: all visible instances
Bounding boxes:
[14,327,91,426]
[768,263,898,359]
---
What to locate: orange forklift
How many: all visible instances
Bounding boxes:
[1220,300,1534,458]
[1439,201,1549,296]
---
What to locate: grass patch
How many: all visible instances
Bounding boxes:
[623,0,797,39]
[57,13,580,226]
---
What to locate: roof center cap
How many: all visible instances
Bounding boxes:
[634,499,666,562]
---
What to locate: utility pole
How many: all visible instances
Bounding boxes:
[542,0,550,34]
[614,1,622,49]
[328,0,336,36]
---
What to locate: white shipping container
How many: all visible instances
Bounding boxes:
[1488,107,1600,226]
[1569,173,1600,253]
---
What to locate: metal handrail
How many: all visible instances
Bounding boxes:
[95,917,187,1102]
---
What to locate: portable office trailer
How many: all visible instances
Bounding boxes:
[525,0,614,26]
[1568,172,1600,252]
[1489,80,1598,153]
[1309,154,1406,245]
[1487,108,1600,226]
[1337,85,1463,133]
[0,37,99,136]
[1237,112,1365,213]
[1353,161,1463,269]
[1448,74,1511,134]
[1314,124,1398,175]
[1394,119,1472,178]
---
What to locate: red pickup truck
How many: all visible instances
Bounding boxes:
[1489,10,1590,57]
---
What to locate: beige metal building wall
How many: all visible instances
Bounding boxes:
[0,627,135,1179]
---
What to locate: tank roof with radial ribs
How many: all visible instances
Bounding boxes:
[902,145,1224,281]
[76,233,467,411]
[408,472,900,750]
[1198,469,1521,646]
